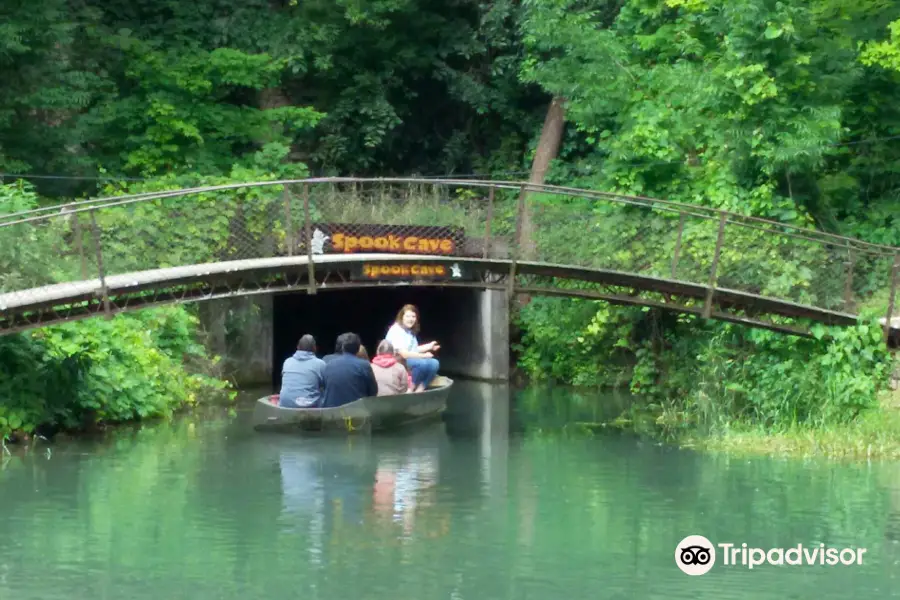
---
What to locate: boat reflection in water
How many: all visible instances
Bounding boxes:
[277,447,327,565]
[273,380,513,549]
[371,443,440,535]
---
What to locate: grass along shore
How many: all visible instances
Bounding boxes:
[657,389,900,462]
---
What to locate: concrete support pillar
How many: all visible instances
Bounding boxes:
[436,289,509,382]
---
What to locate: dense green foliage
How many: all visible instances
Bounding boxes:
[0,306,231,438]
[4,0,900,230]
[0,0,545,198]
[515,296,896,430]
[522,0,900,242]
[0,182,232,439]
[2,0,900,443]
[512,0,900,436]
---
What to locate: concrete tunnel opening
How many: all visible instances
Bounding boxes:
[270,287,510,391]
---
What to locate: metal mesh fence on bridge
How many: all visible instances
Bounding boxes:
[0,178,897,333]
[526,192,897,315]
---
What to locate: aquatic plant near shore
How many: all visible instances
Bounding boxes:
[672,396,900,461]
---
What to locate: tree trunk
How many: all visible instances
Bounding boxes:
[258,87,292,144]
[515,96,566,307]
[519,96,566,259]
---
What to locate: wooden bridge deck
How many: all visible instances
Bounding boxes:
[2,253,885,338]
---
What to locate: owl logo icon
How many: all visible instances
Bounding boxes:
[675,535,716,576]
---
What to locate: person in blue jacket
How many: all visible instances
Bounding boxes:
[279,334,326,408]
[320,332,378,408]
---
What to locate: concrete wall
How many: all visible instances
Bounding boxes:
[426,289,510,382]
[198,296,274,386]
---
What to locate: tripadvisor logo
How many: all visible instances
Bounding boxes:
[676,535,716,576]
[675,535,867,575]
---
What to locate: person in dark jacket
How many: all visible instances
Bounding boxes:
[279,334,326,408]
[321,332,378,408]
[322,337,343,364]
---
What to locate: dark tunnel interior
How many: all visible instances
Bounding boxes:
[271,287,494,389]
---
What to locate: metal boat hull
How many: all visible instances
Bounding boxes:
[252,376,453,434]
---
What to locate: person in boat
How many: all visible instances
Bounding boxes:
[371,340,412,396]
[385,304,440,393]
[320,332,379,408]
[394,351,414,391]
[322,338,343,364]
[323,338,369,363]
[278,334,326,408]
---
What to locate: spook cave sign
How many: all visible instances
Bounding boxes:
[298,223,465,256]
[350,261,471,282]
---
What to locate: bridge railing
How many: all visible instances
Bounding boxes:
[0,177,897,336]
[525,191,896,313]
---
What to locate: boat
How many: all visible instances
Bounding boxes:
[252,375,454,434]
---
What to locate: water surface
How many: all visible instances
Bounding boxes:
[2,381,899,599]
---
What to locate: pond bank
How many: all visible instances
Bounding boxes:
[1,395,239,452]
[508,369,900,463]
[587,388,900,462]
[676,403,900,462]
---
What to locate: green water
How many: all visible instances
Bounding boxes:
[2,381,900,599]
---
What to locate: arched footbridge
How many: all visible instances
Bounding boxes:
[1,177,898,341]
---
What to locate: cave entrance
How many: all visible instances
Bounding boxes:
[271,287,509,389]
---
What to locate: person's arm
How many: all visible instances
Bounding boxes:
[415,341,439,353]
[415,333,440,354]
[406,340,439,358]
[365,363,379,398]
[398,348,434,359]
[405,333,439,358]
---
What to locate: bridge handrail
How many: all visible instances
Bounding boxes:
[1,176,898,258]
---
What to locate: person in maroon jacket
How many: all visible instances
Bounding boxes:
[371,339,412,395]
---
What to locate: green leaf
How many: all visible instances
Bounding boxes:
[763,24,783,40]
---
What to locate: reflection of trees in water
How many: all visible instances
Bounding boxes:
[496,434,900,591]
[505,383,900,578]
[0,417,272,594]
[878,466,900,578]
[510,385,635,434]
[880,464,900,536]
